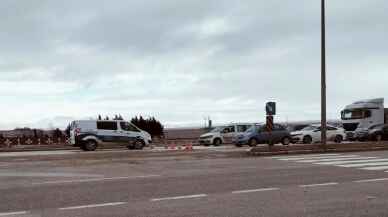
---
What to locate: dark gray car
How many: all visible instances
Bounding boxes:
[234,124,291,147]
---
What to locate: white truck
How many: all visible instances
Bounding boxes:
[341,98,388,140]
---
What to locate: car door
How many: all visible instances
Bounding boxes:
[326,126,338,140]
[272,124,287,143]
[119,121,141,143]
[222,125,236,144]
[96,121,121,144]
[257,125,270,144]
[311,126,322,142]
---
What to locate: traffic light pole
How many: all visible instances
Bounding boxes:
[321,0,327,146]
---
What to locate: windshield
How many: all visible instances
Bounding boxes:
[210,127,223,133]
[246,125,260,133]
[369,124,383,130]
[341,109,371,120]
[301,125,318,131]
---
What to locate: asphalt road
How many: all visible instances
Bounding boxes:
[0,147,388,217]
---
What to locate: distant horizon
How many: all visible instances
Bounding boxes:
[0,116,342,131]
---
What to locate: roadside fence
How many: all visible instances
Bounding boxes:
[0,136,69,148]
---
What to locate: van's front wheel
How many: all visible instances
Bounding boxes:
[134,140,145,150]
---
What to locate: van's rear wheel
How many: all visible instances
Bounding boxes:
[82,140,98,151]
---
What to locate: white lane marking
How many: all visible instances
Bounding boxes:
[59,202,127,210]
[353,178,388,183]
[0,211,28,216]
[0,150,77,157]
[338,162,388,168]
[277,155,359,161]
[299,182,338,188]
[317,158,388,165]
[232,188,279,194]
[33,175,160,185]
[361,165,388,171]
[151,194,207,202]
[299,157,376,163]
[271,154,340,159]
[0,172,103,178]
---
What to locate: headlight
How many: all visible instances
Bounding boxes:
[200,135,213,139]
[291,134,302,136]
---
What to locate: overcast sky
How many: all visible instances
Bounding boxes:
[1,0,388,129]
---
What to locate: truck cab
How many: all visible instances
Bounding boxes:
[341,98,387,140]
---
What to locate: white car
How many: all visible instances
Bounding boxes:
[198,123,254,146]
[290,124,346,144]
[70,120,152,151]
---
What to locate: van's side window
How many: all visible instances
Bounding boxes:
[120,122,140,132]
[97,121,118,130]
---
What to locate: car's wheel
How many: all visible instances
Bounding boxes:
[80,144,87,151]
[334,135,343,143]
[375,134,383,142]
[134,140,145,150]
[281,137,291,146]
[213,138,222,146]
[303,135,313,144]
[82,140,98,151]
[249,138,258,147]
[358,137,366,142]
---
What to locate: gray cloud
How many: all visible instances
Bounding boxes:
[1,0,388,129]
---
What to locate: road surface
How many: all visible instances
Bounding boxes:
[0,148,387,217]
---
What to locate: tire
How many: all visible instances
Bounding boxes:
[134,140,145,150]
[375,134,383,142]
[303,135,312,144]
[334,135,343,143]
[213,138,222,146]
[249,138,258,147]
[281,137,291,146]
[82,140,98,151]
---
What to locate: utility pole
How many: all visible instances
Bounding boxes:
[321,0,327,145]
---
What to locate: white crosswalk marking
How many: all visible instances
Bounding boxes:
[339,162,388,168]
[317,159,388,165]
[271,154,340,159]
[298,157,376,163]
[362,166,388,171]
[277,155,359,161]
[274,154,388,172]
